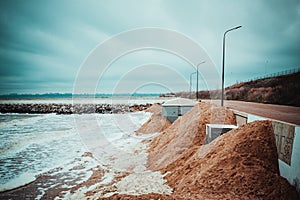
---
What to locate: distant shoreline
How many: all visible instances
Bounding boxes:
[0,93,162,99]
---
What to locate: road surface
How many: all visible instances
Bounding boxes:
[203,100,300,125]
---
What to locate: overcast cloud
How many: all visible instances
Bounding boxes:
[0,0,299,94]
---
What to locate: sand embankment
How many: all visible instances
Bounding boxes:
[104,102,299,199]
[162,120,298,199]
[148,102,236,171]
[135,103,171,134]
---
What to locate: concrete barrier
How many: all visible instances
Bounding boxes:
[246,113,300,192]
[206,124,238,144]
[231,110,247,126]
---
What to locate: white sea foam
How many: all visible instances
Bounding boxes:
[0,111,151,191]
[0,172,36,192]
[0,102,172,198]
[115,171,173,195]
[0,113,83,188]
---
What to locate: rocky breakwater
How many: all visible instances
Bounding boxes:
[0,103,152,114]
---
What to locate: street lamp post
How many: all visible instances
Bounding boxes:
[196,61,206,101]
[221,25,242,106]
[189,72,196,99]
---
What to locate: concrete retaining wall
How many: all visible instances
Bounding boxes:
[247,114,300,192]
[162,105,194,123]
[231,110,248,126]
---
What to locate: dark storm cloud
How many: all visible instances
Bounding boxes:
[0,0,299,94]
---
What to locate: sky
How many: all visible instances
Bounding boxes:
[0,0,299,94]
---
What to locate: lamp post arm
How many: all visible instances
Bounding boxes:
[221,26,242,106]
[225,26,242,35]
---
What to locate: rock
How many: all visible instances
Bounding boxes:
[0,103,152,115]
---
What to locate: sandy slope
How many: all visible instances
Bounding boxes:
[135,103,171,134]
[163,120,298,199]
[104,103,299,199]
[148,102,236,171]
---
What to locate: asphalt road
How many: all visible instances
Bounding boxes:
[203,100,300,125]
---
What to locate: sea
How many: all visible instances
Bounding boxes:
[0,96,172,196]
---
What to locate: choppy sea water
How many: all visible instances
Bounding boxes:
[0,110,152,193]
[0,113,82,191]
